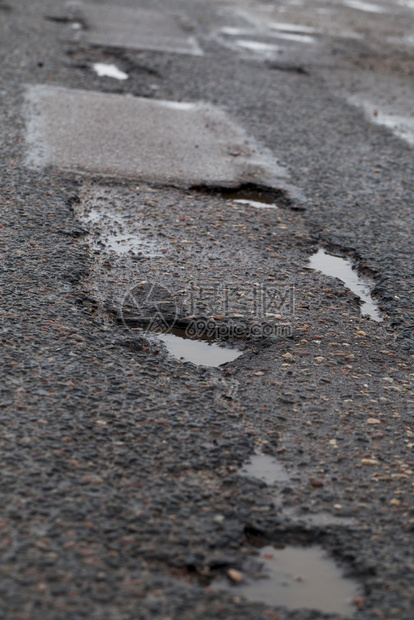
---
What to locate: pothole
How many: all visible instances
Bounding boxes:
[92,62,128,80]
[309,248,382,321]
[214,544,359,615]
[155,330,243,367]
[120,283,244,366]
[239,455,356,527]
[193,184,301,210]
[227,190,279,210]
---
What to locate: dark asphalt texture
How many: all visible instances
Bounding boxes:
[1,1,414,619]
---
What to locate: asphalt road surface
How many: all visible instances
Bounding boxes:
[1,0,414,618]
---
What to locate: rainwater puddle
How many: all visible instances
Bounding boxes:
[92,63,128,80]
[309,248,382,321]
[215,545,358,615]
[156,332,242,367]
[241,454,290,484]
[234,40,281,55]
[212,188,280,209]
[234,199,278,209]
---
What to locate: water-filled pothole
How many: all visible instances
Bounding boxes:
[92,62,128,80]
[214,544,358,615]
[155,330,242,367]
[230,189,279,210]
[241,454,290,483]
[309,248,382,321]
[194,185,293,210]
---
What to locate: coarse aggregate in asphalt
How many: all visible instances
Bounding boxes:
[1,0,414,619]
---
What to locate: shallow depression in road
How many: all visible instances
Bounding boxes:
[81,208,160,257]
[214,545,358,615]
[157,332,242,367]
[309,248,382,321]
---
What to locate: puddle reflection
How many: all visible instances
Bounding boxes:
[214,545,358,615]
[309,248,382,321]
[157,332,242,367]
[219,188,280,209]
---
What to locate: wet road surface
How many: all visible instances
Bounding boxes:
[1,0,414,618]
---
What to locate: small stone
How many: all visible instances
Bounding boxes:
[353,597,366,610]
[314,356,325,362]
[366,418,381,425]
[361,458,379,466]
[227,569,244,583]
[390,499,401,507]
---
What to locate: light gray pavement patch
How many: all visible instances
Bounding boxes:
[25,84,290,189]
[69,3,203,56]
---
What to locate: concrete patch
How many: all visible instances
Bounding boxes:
[25,84,288,188]
[70,3,203,56]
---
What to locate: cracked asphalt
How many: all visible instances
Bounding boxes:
[1,0,414,618]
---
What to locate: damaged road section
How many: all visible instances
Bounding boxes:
[25,85,290,190]
[56,3,203,56]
